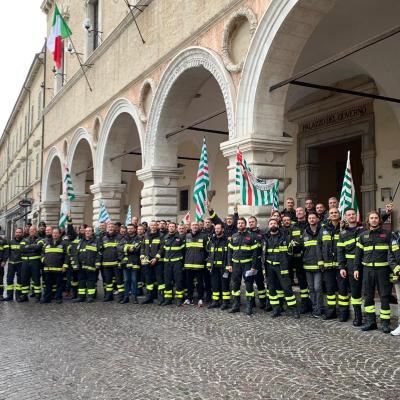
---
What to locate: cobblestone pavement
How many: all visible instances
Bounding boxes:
[0,298,399,400]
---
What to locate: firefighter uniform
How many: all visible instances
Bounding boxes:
[319,223,341,320]
[184,230,208,303]
[337,225,364,325]
[121,234,142,303]
[75,236,101,302]
[20,236,44,301]
[140,231,164,304]
[206,233,228,309]
[292,226,323,316]
[0,237,9,299]
[354,228,400,332]
[289,222,311,313]
[227,230,258,315]
[5,236,23,301]
[41,238,69,303]
[100,232,123,301]
[249,228,267,309]
[208,209,238,240]
[265,230,299,318]
[68,235,82,299]
[162,232,185,306]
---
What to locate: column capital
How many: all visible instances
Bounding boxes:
[220,136,293,158]
[136,167,183,182]
[90,183,126,197]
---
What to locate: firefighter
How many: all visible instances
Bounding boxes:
[337,208,364,326]
[265,218,299,319]
[390,229,400,336]
[288,210,311,314]
[248,216,267,309]
[354,211,400,333]
[227,217,258,315]
[68,224,87,299]
[162,222,185,306]
[206,223,228,309]
[4,228,24,301]
[291,212,323,318]
[100,222,123,302]
[184,221,208,307]
[120,224,142,304]
[318,207,341,320]
[19,226,44,302]
[140,221,164,305]
[74,226,101,303]
[136,224,146,296]
[0,233,8,300]
[282,197,296,222]
[207,201,238,240]
[41,228,69,304]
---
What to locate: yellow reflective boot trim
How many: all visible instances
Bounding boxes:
[380,309,391,320]
[351,297,362,305]
[364,305,375,314]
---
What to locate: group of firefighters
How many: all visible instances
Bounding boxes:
[0,197,400,336]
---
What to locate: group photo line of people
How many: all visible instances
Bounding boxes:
[1,196,400,336]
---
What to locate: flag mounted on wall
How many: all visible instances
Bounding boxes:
[236,148,279,209]
[47,4,72,69]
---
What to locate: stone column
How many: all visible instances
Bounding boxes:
[221,136,293,224]
[136,167,183,221]
[90,183,126,224]
[69,194,91,226]
[40,201,61,227]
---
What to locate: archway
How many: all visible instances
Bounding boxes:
[41,147,64,226]
[67,129,95,225]
[93,99,144,223]
[139,47,236,221]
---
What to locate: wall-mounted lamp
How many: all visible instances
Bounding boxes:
[381,187,392,202]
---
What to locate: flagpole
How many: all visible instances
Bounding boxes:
[67,35,93,92]
[392,179,400,202]
[234,147,238,211]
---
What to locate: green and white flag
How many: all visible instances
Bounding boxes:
[193,138,209,221]
[236,148,280,208]
[339,151,360,222]
[59,196,70,229]
[64,165,75,201]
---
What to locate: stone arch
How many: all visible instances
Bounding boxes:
[42,146,64,202]
[67,128,95,169]
[236,0,337,138]
[144,46,236,168]
[95,98,145,184]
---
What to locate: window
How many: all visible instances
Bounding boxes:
[179,188,189,212]
[87,0,100,56]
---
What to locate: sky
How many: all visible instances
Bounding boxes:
[0,1,46,134]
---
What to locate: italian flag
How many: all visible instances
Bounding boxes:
[47,4,72,69]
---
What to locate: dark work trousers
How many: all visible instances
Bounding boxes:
[186,268,204,301]
[103,267,116,298]
[78,269,97,298]
[323,269,338,312]
[363,266,391,321]
[231,262,255,300]
[164,261,184,300]
[292,257,310,301]
[155,261,165,293]
[6,262,22,299]
[203,268,211,301]
[0,265,4,295]
[349,268,363,307]
[144,263,156,295]
[254,261,267,300]
[21,260,41,299]
[114,267,125,297]
[43,272,63,301]
[221,270,231,301]
[267,264,296,308]
[336,270,350,311]
[210,267,222,302]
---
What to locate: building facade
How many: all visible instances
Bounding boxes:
[1,0,399,235]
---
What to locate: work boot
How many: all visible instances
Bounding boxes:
[279,298,285,312]
[382,320,391,334]
[323,307,337,320]
[176,299,183,307]
[71,287,78,300]
[207,301,220,309]
[158,291,164,306]
[299,299,312,314]
[245,297,253,316]
[132,296,139,304]
[161,299,172,306]
[55,298,63,304]
[120,297,129,304]
[103,293,113,302]
[271,306,281,318]
[3,296,13,302]
[141,294,153,304]
[258,297,267,310]
[73,297,86,303]
[353,305,363,327]
[40,298,51,304]
[229,298,240,313]
[18,294,28,302]
[265,299,273,312]
[338,307,349,323]
[87,297,95,303]
[361,314,378,331]
[221,300,230,310]
[290,306,300,319]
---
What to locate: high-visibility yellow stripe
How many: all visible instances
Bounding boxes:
[45,247,64,253]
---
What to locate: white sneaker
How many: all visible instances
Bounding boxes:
[183,299,191,305]
[390,324,400,336]
[198,299,203,307]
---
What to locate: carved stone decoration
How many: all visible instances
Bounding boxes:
[144,46,236,168]
[221,7,257,73]
[61,0,71,19]
[138,78,156,123]
[92,116,101,145]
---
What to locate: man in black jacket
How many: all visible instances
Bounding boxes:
[0,233,9,300]
[206,201,238,240]
[4,228,23,301]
